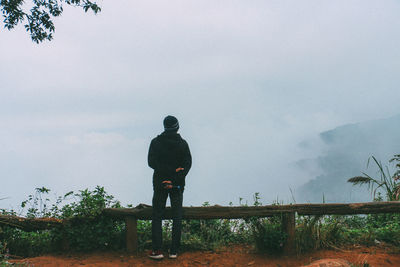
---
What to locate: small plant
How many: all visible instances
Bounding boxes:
[249,217,286,253]
[137,220,152,250]
[54,186,124,251]
[243,193,287,253]
[180,202,246,251]
[295,215,323,253]
[348,155,400,201]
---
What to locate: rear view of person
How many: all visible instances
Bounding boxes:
[148,115,192,260]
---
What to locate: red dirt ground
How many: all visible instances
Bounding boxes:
[9,245,400,267]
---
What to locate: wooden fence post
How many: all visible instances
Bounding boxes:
[125,216,138,253]
[282,212,295,254]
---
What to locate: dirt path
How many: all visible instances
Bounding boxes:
[9,245,400,267]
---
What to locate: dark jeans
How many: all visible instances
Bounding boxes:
[152,187,183,253]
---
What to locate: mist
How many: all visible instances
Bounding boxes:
[1,1,400,210]
[297,114,400,203]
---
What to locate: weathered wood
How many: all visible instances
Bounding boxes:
[125,216,138,253]
[0,214,62,231]
[2,201,400,233]
[103,205,295,220]
[282,212,296,254]
[103,201,400,219]
[295,202,400,215]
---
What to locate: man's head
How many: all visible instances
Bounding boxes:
[163,115,179,132]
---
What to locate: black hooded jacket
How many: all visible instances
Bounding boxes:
[148,131,192,190]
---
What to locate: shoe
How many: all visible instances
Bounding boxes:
[148,250,164,260]
[169,252,177,259]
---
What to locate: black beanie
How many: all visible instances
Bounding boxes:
[163,115,179,132]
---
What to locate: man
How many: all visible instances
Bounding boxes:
[147,115,192,260]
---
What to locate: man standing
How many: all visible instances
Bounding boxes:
[148,115,192,260]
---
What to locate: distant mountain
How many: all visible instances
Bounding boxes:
[296,114,400,203]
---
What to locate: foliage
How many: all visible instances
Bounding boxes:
[159,201,251,251]
[295,215,354,253]
[1,186,125,256]
[348,155,400,201]
[295,215,322,253]
[1,228,54,257]
[1,189,400,257]
[248,216,286,253]
[136,220,152,251]
[1,0,101,43]
[295,213,400,254]
[244,194,287,253]
[53,186,125,252]
[180,218,246,251]
[0,233,28,266]
[138,192,286,253]
[0,239,8,262]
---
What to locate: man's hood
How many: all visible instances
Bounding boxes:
[157,131,183,146]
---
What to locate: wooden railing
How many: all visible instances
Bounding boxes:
[2,201,400,254]
[103,201,400,254]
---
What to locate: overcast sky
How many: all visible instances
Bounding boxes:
[1,0,400,210]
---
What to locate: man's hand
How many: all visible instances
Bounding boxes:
[176,167,184,172]
[162,180,173,189]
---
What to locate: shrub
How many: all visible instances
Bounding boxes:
[249,217,286,253]
[53,186,125,251]
[137,220,152,250]
[180,218,245,251]
[2,186,126,256]
[246,194,287,253]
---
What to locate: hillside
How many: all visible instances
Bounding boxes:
[297,114,400,203]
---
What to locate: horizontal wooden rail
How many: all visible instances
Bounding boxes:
[103,204,294,219]
[295,201,400,215]
[103,201,400,254]
[0,215,62,231]
[103,201,400,219]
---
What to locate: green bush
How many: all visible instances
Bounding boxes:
[1,186,125,256]
[294,213,400,253]
[53,186,125,252]
[1,228,54,257]
[137,220,152,250]
[180,218,245,250]
[246,194,287,253]
[249,217,286,253]
[295,215,322,253]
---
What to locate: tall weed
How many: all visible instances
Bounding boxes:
[348,155,400,201]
